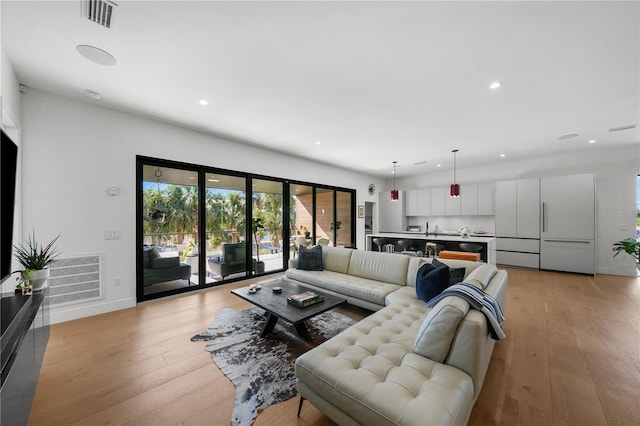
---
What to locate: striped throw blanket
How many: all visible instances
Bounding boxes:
[426,283,506,340]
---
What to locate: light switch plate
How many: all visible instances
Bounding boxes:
[104,231,121,240]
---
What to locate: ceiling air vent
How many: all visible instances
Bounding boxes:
[608,124,637,132]
[82,0,118,29]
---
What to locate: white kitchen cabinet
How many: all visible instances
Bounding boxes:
[417,189,430,216]
[430,187,445,216]
[516,178,540,238]
[495,180,517,237]
[379,190,406,232]
[477,183,495,215]
[406,190,418,216]
[460,184,478,215]
[495,179,539,238]
[406,183,493,217]
[495,178,540,269]
[445,188,461,216]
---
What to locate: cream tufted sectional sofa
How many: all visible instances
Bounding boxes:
[287,246,507,425]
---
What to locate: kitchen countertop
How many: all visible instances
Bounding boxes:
[368,232,495,243]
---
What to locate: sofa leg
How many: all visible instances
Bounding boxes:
[297,396,305,417]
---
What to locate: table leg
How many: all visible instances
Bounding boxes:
[294,321,312,341]
[261,313,279,337]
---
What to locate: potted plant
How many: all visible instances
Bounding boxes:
[300,226,310,239]
[612,237,640,270]
[252,217,266,274]
[13,232,61,292]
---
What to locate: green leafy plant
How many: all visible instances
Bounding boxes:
[612,238,640,262]
[13,231,61,271]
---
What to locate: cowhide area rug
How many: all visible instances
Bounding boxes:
[192,307,355,426]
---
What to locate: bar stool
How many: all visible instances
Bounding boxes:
[459,243,483,253]
[372,238,388,252]
[398,240,414,252]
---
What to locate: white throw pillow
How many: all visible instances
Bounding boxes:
[414,296,470,363]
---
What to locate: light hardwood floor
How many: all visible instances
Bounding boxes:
[28,269,640,426]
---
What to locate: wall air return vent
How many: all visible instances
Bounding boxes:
[82,0,118,29]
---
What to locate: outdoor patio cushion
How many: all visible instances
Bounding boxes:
[150,256,180,269]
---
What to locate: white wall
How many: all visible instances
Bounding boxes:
[393,145,640,276]
[20,88,384,323]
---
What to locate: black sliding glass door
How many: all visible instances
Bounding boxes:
[137,156,355,302]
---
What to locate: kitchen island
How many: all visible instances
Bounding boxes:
[366,232,496,264]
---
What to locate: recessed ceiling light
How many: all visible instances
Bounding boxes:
[499,153,506,157]
[207,178,220,182]
[587,139,596,144]
[315,140,321,145]
[189,177,196,180]
[436,164,442,167]
[85,89,101,100]
[76,44,116,66]
[558,133,580,140]
[199,99,208,106]
[489,81,503,89]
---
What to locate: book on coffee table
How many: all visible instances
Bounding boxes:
[287,291,324,308]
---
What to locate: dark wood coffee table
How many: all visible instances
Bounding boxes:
[231,279,347,340]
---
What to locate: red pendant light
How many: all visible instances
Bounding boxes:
[390,161,399,201]
[450,149,460,198]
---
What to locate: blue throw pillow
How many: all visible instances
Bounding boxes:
[416,262,451,303]
[432,258,466,285]
[297,245,323,271]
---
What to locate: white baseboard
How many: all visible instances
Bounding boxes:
[50,297,136,324]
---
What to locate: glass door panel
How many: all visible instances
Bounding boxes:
[205,173,247,282]
[336,190,353,248]
[315,188,334,245]
[142,165,199,296]
[252,179,284,274]
[290,184,313,257]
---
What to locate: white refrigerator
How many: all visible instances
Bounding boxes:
[540,173,595,275]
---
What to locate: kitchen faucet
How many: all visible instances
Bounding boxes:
[425,221,429,236]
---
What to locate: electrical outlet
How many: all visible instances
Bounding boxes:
[114,276,121,286]
[104,231,121,240]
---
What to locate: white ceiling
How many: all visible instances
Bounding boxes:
[2,1,639,177]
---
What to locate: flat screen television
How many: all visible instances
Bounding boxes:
[1,129,18,285]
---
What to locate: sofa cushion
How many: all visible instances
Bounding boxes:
[321,246,353,273]
[297,245,323,271]
[150,256,180,269]
[285,269,401,306]
[414,295,470,363]
[464,263,497,289]
[428,257,482,279]
[148,247,161,260]
[406,256,429,287]
[142,247,152,269]
[432,258,466,285]
[415,263,451,303]
[347,249,410,286]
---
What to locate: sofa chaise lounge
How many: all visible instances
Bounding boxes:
[286,246,507,425]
